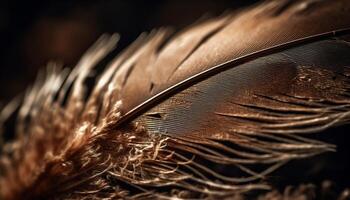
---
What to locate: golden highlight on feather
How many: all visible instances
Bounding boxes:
[1,0,350,199]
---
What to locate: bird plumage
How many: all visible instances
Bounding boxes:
[1,0,350,199]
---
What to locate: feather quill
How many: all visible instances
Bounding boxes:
[1,0,350,199]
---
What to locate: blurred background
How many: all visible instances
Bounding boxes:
[0,0,258,102]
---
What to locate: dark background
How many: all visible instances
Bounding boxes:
[0,0,258,102]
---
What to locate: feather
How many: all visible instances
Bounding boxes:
[1,0,350,199]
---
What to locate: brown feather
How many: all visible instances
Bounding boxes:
[1,0,350,199]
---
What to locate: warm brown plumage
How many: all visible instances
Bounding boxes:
[1,0,350,199]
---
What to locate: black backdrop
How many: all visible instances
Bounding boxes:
[0,0,258,102]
